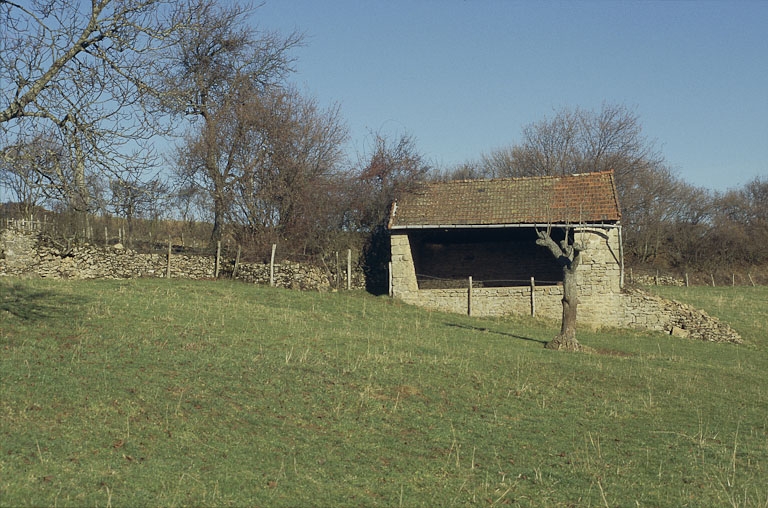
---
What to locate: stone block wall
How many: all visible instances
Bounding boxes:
[396,284,564,319]
[390,232,419,295]
[390,227,622,319]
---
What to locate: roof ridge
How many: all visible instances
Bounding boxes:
[428,169,615,186]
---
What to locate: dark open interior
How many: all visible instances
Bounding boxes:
[407,228,563,289]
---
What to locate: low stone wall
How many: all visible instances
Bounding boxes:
[0,229,37,271]
[0,229,364,291]
[397,284,741,344]
[630,274,685,286]
[400,284,564,319]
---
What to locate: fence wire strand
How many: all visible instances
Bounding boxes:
[415,273,561,289]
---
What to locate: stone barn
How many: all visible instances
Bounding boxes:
[387,171,625,327]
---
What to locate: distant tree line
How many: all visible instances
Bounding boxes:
[1,2,765,278]
[439,104,768,276]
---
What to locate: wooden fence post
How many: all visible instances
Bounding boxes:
[166,237,172,279]
[214,241,221,278]
[335,251,340,290]
[530,276,536,316]
[685,273,689,287]
[233,245,241,279]
[711,274,716,287]
[388,262,393,297]
[748,273,756,287]
[467,276,473,317]
[270,244,277,287]
[347,249,352,290]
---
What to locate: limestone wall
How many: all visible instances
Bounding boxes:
[390,232,419,296]
[396,284,564,319]
[0,229,364,291]
[390,227,622,315]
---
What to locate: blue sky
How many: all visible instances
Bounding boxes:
[257,0,768,191]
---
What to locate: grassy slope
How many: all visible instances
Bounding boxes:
[1,279,767,507]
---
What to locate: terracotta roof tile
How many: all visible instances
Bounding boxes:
[389,171,621,229]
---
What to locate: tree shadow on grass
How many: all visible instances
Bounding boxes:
[1,281,83,322]
[447,322,635,356]
[446,323,548,345]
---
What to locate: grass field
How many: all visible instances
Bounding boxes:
[1,278,767,507]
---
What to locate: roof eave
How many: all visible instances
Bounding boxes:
[390,221,621,230]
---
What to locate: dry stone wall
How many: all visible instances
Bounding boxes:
[630,273,685,286]
[0,229,363,291]
[616,289,741,343]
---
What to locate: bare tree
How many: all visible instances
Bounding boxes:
[484,107,580,177]
[354,132,432,231]
[0,2,183,143]
[491,104,663,180]
[437,161,487,181]
[352,132,432,293]
[0,0,198,232]
[0,130,56,216]
[163,0,303,244]
[180,82,348,257]
[109,174,168,247]
[535,226,585,351]
[705,177,768,270]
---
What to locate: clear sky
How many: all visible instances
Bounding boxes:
[256,0,768,191]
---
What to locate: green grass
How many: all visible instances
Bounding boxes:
[1,279,767,507]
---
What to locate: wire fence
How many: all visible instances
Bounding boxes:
[415,273,561,289]
[3,217,46,232]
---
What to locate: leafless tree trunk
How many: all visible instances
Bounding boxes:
[535,226,584,351]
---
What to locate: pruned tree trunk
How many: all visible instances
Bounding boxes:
[536,227,584,351]
[546,263,581,351]
[211,197,225,245]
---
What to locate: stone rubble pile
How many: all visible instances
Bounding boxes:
[622,288,742,344]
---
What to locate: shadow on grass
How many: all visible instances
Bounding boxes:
[446,323,548,345]
[0,282,82,321]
